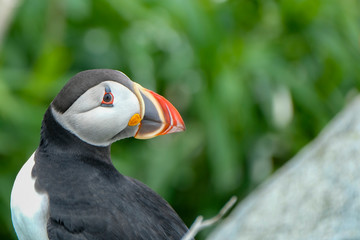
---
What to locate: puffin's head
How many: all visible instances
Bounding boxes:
[51,69,185,146]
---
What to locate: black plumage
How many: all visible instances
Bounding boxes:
[33,107,189,240]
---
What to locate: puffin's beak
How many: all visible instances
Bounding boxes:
[132,84,185,139]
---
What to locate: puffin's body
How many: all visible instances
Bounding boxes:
[10,69,188,240]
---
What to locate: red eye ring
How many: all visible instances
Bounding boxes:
[101,91,114,107]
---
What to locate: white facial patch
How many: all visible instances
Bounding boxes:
[52,81,140,146]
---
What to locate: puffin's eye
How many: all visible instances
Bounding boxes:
[103,93,113,103]
[101,87,114,107]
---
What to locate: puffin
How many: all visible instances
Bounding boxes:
[10,69,190,240]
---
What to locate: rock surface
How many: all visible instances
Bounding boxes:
[208,96,360,240]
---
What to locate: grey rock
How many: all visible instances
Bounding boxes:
[208,96,360,240]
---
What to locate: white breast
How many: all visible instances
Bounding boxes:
[10,153,49,240]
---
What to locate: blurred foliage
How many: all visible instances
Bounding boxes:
[0,0,360,239]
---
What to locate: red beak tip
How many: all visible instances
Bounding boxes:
[173,115,186,133]
[175,124,186,132]
[159,122,186,135]
[137,87,186,138]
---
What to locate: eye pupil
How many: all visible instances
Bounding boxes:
[101,89,114,107]
[103,93,112,102]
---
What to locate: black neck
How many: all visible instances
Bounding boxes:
[38,107,111,164]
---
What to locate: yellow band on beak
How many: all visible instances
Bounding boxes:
[128,113,141,126]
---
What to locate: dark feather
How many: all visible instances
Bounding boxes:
[33,109,190,240]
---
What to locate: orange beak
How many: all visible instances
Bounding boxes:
[132,84,185,139]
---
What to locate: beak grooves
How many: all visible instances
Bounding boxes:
[133,84,185,139]
[148,90,185,135]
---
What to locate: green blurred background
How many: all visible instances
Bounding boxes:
[0,0,359,239]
